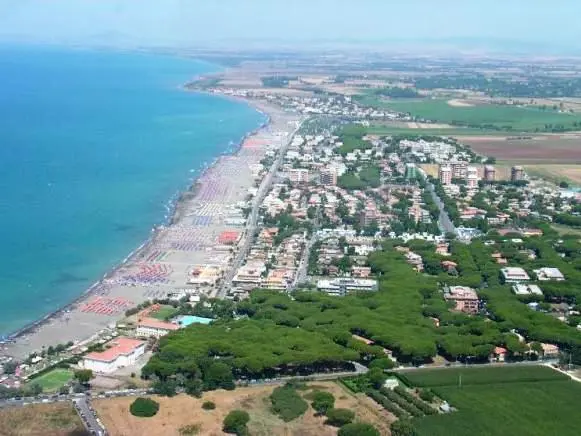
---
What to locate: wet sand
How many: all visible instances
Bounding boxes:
[1,98,299,359]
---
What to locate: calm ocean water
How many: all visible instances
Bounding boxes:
[0,46,265,335]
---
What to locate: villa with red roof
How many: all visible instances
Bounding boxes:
[81,337,145,374]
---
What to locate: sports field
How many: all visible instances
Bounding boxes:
[399,366,581,436]
[28,368,73,392]
[150,305,178,321]
[360,97,581,132]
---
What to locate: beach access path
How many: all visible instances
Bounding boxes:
[1,100,300,359]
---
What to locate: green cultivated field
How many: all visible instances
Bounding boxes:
[398,365,567,387]
[28,368,73,392]
[359,97,581,132]
[362,125,511,137]
[401,366,581,436]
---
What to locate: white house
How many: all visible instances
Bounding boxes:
[82,337,145,374]
[534,268,565,281]
[501,267,530,283]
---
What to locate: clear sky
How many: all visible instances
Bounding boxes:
[0,0,577,50]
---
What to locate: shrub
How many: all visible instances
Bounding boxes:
[129,397,160,418]
[390,419,417,436]
[270,385,308,422]
[338,422,380,436]
[202,401,216,410]
[311,391,335,415]
[367,390,409,419]
[223,410,250,435]
[325,408,355,427]
[179,424,201,435]
[418,388,435,403]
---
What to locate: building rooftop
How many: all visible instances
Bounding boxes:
[84,337,145,363]
[138,318,180,331]
[501,267,530,280]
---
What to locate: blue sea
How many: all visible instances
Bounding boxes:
[0,46,265,335]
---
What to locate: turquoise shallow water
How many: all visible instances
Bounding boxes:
[0,46,265,335]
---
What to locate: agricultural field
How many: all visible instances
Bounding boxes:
[0,403,85,436]
[27,368,73,392]
[460,135,581,164]
[398,364,567,387]
[524,164,581,185]
[360,97,581,132]
[398,366,581,436]
[93,382,389,436]
[362,125,505,137]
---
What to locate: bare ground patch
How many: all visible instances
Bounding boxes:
[447,99,474,107]
[460,136,581,163]
[524,164,581,184]
[93,382,390,436]
[0,403,85,436]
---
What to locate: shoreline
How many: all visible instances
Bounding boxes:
[1,88,289,356]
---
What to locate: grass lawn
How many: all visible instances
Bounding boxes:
[358,97,581,132]
[151,305,178,321]
[28,368,73,392]
[397,366,581,436]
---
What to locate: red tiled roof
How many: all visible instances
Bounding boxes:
[218,231,240,244]
[84,337,145,362]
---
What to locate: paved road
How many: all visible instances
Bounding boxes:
[426,181,456,235]
[217,120,305,298]
[291,209,321,290]
[74,396,107,435]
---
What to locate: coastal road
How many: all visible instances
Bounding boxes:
[217,118,306,298]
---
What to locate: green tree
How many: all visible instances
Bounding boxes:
[223,410,250,435]
[325,408,355,427]
[152,379,178,397]
[367,367,387,389]
[130,397,160,417]
[368,357,395,370]
[2,362,17,375]
[202,361,235,390]
[338,422,380,436]
[202,401,216,410]
[311,391,335,415]
[74,369,93,385]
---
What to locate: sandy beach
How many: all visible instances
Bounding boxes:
[1,96,300,359]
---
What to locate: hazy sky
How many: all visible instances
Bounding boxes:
[0,0,578,49]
